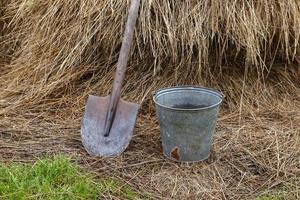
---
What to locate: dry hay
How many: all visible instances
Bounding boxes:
[0,0,299,111]
[1,0,15,72]
[0,0,7,64]
[0,0,300,199]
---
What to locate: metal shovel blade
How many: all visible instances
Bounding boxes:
[81,95,140,157]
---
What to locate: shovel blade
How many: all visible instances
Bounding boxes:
[81,95,140,157]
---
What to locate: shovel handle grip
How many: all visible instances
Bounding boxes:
[104,0,141,137]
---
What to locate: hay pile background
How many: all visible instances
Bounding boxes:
[0,0,299,199]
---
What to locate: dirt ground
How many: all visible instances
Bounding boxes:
[0,91,299,200]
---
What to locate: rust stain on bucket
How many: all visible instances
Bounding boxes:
[171,147,180,160]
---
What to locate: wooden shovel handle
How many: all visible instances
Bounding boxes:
[103,0,141,137]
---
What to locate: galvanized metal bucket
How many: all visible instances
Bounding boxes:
[153,86,224,162]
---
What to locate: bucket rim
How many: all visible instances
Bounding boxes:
[152,85,224,111]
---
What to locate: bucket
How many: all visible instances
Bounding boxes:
[153,86,224,162]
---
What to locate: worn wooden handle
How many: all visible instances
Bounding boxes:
[103,0,141,137]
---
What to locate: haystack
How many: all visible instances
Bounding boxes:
[0,0,299,199]
[0,0,299,111]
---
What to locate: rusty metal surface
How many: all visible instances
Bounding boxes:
[153,86,224,162]
[81,95,140,157]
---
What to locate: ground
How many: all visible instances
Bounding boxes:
[0,93,299,199]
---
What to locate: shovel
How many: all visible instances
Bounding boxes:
[81,0,141,157]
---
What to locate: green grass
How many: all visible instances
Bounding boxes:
[256,179,300,200]
[256,195,284,200]
[0,155,138,200]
